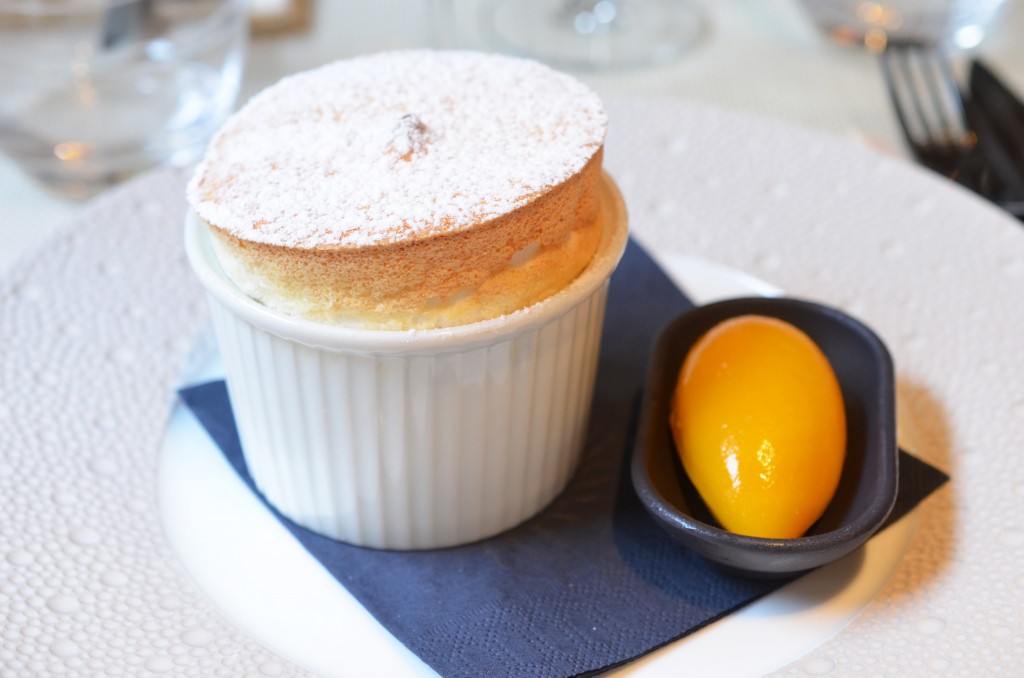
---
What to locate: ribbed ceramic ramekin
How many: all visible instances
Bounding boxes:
[184,173,629,549]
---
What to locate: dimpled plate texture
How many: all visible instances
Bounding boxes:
[0,99,1021,676]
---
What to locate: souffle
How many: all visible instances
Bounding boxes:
[187,50,608,330]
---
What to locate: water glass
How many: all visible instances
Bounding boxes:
[799,0,1010,51]
[0,0,247,197]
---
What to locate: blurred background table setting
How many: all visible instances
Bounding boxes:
[1,1,1023,676]
[3,0,1024,261]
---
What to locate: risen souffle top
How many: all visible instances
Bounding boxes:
[187,50,608,250]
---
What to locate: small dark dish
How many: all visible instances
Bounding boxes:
[631,297,899,578]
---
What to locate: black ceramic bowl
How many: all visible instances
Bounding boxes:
[631,297,899,578]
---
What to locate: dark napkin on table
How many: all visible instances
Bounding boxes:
[180,240,949,678]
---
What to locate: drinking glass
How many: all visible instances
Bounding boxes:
[485,0,706,70]
[798,0,1010,51]
[0,0,247,198]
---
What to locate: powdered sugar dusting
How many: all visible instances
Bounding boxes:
[387,114,431,162]
[188,50,607,248]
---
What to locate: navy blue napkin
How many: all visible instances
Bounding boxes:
[180,240,948,678]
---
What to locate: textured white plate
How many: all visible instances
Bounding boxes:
[160,254,918,678]
[2,100,1020,676]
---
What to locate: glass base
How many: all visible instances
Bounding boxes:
[3,144,205,201]
[0,63,230,199]
[485,0,706,70]
[797,0,1009,51]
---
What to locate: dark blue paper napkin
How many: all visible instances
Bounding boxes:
[180,240,948,678]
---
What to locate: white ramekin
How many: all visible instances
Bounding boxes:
[184,173,629,549]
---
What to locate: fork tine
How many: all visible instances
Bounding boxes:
[921,49,970,147]
[895,46,951,154]
[880,45,922,158]
[893,46,936,148]
[933,53,970,144]
[918,52,953,142]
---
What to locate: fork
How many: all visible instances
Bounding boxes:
[879,42,981,185]
[880,43,1024,219]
